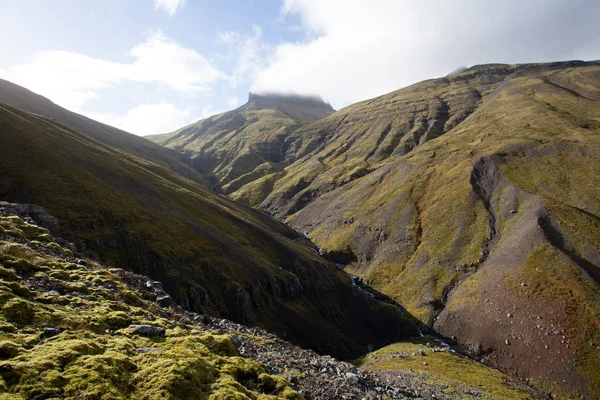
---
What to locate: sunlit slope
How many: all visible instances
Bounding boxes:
[254,62,600,398]
[148,93,334,191]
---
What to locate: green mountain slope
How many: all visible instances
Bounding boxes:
[225,61,600,398]
[0,101,418,360]
[147,93,334,191]
[0,79,204,184]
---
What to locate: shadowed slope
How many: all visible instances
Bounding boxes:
[0,79,204,184]
[0,101,418,360]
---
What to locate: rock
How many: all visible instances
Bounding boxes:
[135,347,161,354]
[345,372,359,384]
[156,294,175,308]
[128,324,166,337]
[42,328,62,338]
[505,339,511,345]
[77,259,88,266]
[2,203,60,236]
[507,313,513,318]
[230,334,242,349]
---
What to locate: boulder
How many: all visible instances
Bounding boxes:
[156,294,175,308]
[42,328,62,338]
[2,203,60,236]
[128,324,166,337]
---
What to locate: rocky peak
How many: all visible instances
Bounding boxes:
[245,92,335,118]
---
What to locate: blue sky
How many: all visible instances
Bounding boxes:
[1,0,599,135]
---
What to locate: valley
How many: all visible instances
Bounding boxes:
[0,60,598,399]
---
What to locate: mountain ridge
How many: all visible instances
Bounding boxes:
[147,92,335,191]
[0,79,206,185]
[158,60,600,399]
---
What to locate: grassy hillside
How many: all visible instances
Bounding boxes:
[148,93,334,191]
[228,61,600,398]
[0,102,418,360]
[0,79,205,184]
[356,339,536,399]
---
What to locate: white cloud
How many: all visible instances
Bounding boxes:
[227,96,240,107]
[217,30,240,45]
[89,103,194,136]
[218,25,271,88]
[153,0,185,16]
[253,0,600,108]
[202,104,226,118]
[1,31,225,111]
[127,31,226,92]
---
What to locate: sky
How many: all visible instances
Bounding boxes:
[0,0,599,136]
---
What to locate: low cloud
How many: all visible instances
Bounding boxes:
[252,0,600,108]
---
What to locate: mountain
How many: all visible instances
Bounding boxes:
[147,93,334,192]
[0,99,419,360]
[172,61,600,398]
[0,79,204,184]
[0,207,538,399]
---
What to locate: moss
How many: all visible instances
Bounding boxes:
[48,270,71,281]
[101,311,132,330]
[0,233,298,399]
[198,334,237,357]
[0,341,21,359]
[5,282,31,298]
[0,267,18,282]
[2,298,35,326]
[0,322,16,333]
[357,340,534,399]
[1,259,40,274]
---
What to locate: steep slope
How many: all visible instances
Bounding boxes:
[231,61,600,398]
[148,93,334,191]
[0,101,418,360]
[0,79,204,184]
[0,208,541,399]
[0,210,301,399]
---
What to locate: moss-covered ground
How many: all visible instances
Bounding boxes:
[0,213,299,400]
[356,339,535,399]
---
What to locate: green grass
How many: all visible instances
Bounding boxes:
[356,340,534,399]
[242,63,600,397]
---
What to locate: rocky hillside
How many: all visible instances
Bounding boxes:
[0,101,418,361]
[147,93,334,191]
[0,208,540,399]
[168,61,600,398]
[0,79,204,184]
